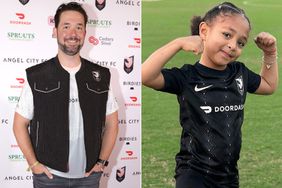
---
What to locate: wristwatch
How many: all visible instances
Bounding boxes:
[97,158,109,166]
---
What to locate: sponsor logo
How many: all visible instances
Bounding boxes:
[235,76,244,95]
[116,0,140,6]
[4,175,33,181]
[11,144,19,148]
[8,96,20,103]
[48,16,54,26]
[119,136,137,142]
[10,78,25,89]
[88,36,114,46]
[128,38,141,48]
[88,36,99,45]
[123,81,141,90]
[19,0,29,5]
[9,154,26,161]
[194,84,213,92]
[7,32,35,41]
[125,96,141,107]
[93,60,116,67]
[200,104,244,114]
[88,19,112,28]
[124,56,134,74]
[116,166,126,182]
[96,0,106,10]
[126,20,140,31]
[2,57,46,64]
[121,150,138,160]
[130,96,137,102]
[10,13,31,25]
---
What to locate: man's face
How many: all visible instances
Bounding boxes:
[53,10,86,56]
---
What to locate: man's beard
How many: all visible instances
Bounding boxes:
[58,37,83,56]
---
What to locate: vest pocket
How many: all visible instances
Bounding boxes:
[86,83,109,94]
[33,81,61,93]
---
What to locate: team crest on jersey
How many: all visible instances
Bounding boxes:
[19,0,29,5]
[95,0,106,10]
[235,75,244,95]
[92,70,101,82]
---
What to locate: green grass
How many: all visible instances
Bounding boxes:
[142,0,282,187]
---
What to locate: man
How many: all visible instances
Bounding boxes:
[13,2,118,188]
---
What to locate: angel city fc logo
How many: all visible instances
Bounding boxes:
[95,0,106,10]
[235,75,244,96]
[19,0,29,5]
[116,166,126,182]
[92,70,101,82]
[124,56,134,74]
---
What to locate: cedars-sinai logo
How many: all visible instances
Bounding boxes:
[95,0,106,11]
[19,0,29,5]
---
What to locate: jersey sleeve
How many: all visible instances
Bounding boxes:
[106,84,118,115]
[15,82,34,120]
[246,67,261,93]
[158,67,186,95]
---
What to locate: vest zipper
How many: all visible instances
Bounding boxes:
[36,121,39,148]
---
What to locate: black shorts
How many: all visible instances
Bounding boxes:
[175,168,239,188]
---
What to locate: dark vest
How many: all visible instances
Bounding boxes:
[26,56,110,172]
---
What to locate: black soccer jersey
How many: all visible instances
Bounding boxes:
[160,61,261,179]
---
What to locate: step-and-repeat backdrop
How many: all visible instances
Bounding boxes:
[0,0,141,187]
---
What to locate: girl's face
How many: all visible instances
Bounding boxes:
[200,14,250,70]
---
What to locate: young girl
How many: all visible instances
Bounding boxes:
[142,2,278,188]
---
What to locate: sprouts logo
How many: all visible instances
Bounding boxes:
[88,19,112,28]
[88,36,114,46]
[8,32,35,41]
[200,104,244,114]
[128,38,141,48]
[8,96,20,103]
[10,13,31,25]
[9,154,26,161]
[116,0,140,6]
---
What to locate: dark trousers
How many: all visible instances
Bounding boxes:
[33,172,102,188]
[175,168,239,188]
